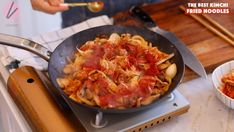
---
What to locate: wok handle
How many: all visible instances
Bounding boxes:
[0,33,51,61]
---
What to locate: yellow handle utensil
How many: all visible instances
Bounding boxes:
[60,2,104,12]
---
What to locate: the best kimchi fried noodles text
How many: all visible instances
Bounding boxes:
[57,33,177,109]
[221,69,234,99]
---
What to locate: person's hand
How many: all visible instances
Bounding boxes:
[30,0,69,14]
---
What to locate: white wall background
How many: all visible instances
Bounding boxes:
[0,0,62,38]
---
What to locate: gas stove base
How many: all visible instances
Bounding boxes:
[66,90,190,132]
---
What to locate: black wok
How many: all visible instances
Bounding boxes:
[0,25,184,113]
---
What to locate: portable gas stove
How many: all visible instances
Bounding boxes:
[0,54,190,132]
[66,89,189,132]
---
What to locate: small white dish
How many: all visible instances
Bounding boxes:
[212,60,234,109]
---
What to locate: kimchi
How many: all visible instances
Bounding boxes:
[57,33,177,109]
[221,70,234,99]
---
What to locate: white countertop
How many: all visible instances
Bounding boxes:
[147,75,234,132]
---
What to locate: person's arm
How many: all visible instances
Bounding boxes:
[30,0,68,14]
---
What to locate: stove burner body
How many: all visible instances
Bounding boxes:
[65,90,189,132]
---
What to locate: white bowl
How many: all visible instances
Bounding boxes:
[212,60,234,109]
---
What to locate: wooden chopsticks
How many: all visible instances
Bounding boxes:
[179,5,234,46]
[201,14,234,40]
